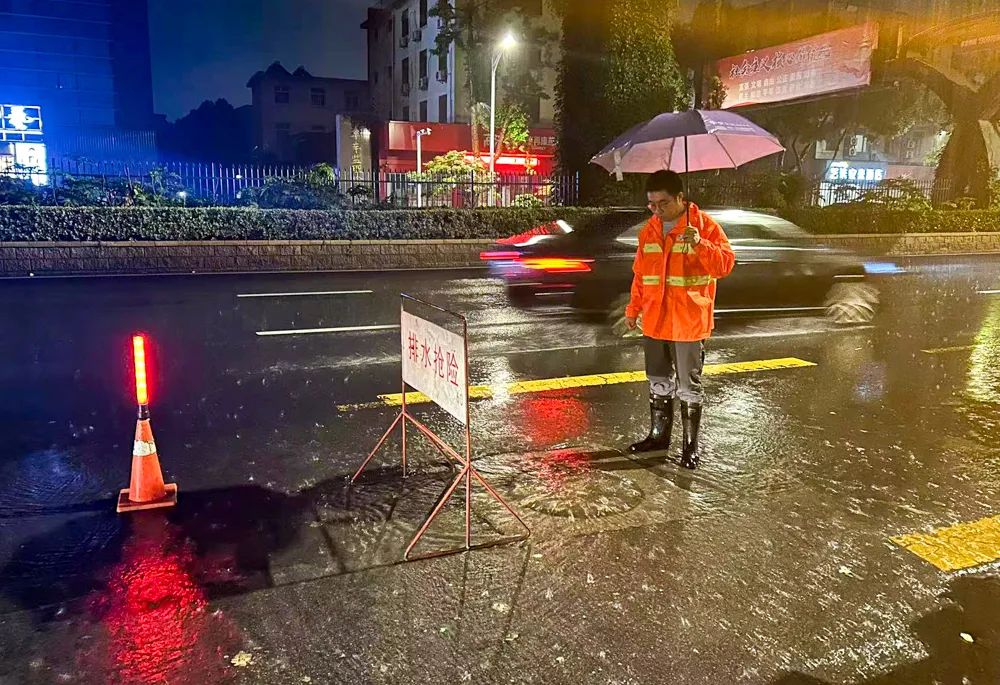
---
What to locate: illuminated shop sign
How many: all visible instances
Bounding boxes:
[826,161,885,183]
[0,105,44,143]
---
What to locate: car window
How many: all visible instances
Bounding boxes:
[708,209,807,241]
[716,222,762,241]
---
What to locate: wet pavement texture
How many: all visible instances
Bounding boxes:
[2,258,1000,683]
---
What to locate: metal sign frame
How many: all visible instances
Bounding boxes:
[351,294,530,560]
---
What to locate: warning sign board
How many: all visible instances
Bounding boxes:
[400,310,468,424]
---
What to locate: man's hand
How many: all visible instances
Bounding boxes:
[682,226,701,245]
[626,315,638,330]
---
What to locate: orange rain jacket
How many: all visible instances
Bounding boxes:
[625,203,736,342]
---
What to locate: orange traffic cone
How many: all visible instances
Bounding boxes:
[117,334,177,513]
[117,416,178,513]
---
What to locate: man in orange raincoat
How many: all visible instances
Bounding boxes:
[625,170,735,469]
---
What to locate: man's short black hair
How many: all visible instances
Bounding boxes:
[645,170,684,196]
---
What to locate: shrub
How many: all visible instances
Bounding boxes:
[781,208,1000,235]
[0,206,614,242]
[1,204,998,243]
[512,193,544,208]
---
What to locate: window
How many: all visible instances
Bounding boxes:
[419,100,428,121]
[419,0,428,26]
[438,49,448,73]
[419,50,428,80]
[401,10,409,37]
[373,70,379,85]
[274,85,290,104]
[402,105,410,121]
[714,223,761,241]
[401,57,410,85]
[386,65,392,81]
[438,94,448,123]
[346,92,360,110]
[311,87,326,106]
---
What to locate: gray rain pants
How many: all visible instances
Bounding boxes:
[644,337,706,404]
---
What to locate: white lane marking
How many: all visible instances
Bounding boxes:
[256,325,399,337]
[714,325,873,340]
[238,290,373,298]
[715,306,826,314]
[977,290,1000,295]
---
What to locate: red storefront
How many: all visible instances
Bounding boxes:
[378,120,557,176]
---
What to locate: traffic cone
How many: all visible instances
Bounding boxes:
[117,416,178,513]
[117,333,177,513]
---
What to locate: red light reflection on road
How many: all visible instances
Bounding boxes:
[81,516,239,685]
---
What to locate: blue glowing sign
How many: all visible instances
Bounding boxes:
[0,105,44,143]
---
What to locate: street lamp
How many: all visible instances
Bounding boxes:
[415,127,432,208]
[490,32,517,205]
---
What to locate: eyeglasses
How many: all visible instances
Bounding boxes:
[647,199,677,211]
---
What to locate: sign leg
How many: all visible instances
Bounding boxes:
[350,413,403,484]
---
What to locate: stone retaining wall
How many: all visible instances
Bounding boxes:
[0,239,492,276]
[1,232,998,277]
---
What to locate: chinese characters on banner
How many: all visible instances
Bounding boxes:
[714,24,877,110]
[401,310,468,425]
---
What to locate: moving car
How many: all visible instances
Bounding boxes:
[483,208,887,331]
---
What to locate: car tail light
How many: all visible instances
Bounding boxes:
[519,257,594,273]
[480,250,522,261]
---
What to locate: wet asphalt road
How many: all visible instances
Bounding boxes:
[2,258,1000,684]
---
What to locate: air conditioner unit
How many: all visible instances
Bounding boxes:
[401,82,411,96]
[399,34,409,47]
[412,29,422,42]
[436,70,448,83]
[419,76,429,90]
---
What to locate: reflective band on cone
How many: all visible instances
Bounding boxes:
[117,417,177,513]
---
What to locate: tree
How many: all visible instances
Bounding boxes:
[431,0,557,123]
[156,99,253,163]
[747,79,949,178]
[473,102,530,159]
[414,150,491,203]
[553,0,688,203]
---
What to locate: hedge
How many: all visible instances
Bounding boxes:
[781,208,1000,235]
[0,206,610,242]
[0,205,998,242]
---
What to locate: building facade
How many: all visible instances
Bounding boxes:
[362,0,560,127]
[246,62,370,164]
[0,0,156,160]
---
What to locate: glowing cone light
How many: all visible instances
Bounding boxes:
[117,333,178,513]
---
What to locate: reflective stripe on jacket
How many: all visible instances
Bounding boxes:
[625,203,735,342]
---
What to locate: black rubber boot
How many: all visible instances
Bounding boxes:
[680,402,703,469]
[628,396,674,454]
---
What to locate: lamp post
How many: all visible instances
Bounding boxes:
[415,127,431,208]
[489,32,517,206]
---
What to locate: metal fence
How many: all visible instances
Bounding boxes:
[1,157,579,208]
[689,175,953,208]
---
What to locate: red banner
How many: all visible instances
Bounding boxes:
[714,24,877,109]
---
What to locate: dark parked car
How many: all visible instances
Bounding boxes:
[483,208,890,332]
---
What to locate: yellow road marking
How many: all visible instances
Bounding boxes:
[892,515,1000,572]
[336,357,815,412]
[922,345,975,355]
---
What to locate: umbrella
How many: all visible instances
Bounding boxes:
[590,109,784,179]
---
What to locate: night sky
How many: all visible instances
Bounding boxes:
[149,0,371,120]
[149,0,703,122]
